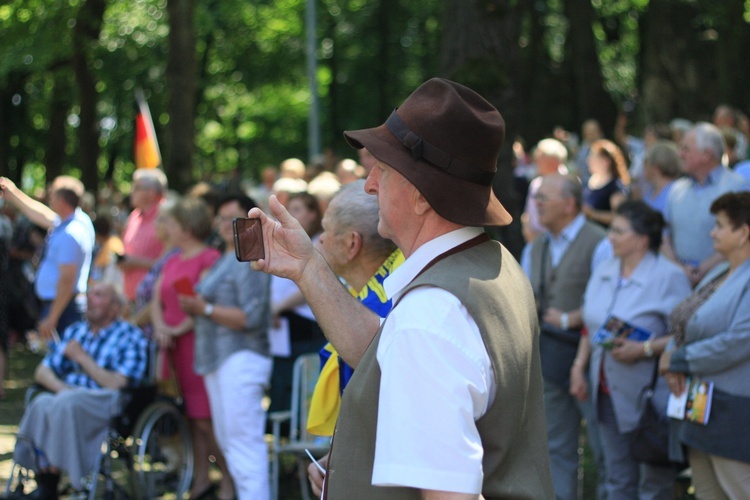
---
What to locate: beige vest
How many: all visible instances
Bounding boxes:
[528,222,605,384]
[528,222,605,314]
[326,240,554,499]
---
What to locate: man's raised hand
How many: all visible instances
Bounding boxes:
[248,195,315,282]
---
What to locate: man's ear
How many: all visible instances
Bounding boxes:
[564,197,578,217]
[347,231,363,261]
[413,189,431,216]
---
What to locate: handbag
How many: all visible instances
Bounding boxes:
[630,361,671,466]
[539,324,581,386]
[157,350,184,407]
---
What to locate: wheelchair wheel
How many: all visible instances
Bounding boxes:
[130,400,193,499]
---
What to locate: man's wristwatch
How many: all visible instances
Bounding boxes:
[643,340,654,358]
[204,303,214,317]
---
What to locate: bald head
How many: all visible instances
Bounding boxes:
[85,282,125,330]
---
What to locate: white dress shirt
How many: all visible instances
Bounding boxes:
[371,226,493,494]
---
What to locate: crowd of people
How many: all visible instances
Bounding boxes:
[0,81,749,500]
[0,152,374,499]
[516,109,750,499]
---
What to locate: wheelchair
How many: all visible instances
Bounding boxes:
[4,383,193,499]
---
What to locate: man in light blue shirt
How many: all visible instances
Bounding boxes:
[663,123,750,286]
[0,176,95,340]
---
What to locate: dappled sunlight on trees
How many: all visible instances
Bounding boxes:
[0,0,748,194]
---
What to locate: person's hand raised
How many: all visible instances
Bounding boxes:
[248,195,315,283]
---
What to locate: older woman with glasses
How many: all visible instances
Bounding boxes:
[571,201,691,499]
[660,191,750,498]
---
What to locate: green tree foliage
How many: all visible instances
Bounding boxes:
[1,0,748,193]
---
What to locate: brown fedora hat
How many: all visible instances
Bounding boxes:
[344,78,511,227]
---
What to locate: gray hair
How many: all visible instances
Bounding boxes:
[645,141,681,178]
[558,174,583,209]
[133,168,168,195]
[691,122,725,161]
[327,180,396,259]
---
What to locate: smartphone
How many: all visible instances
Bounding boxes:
[233,217,265,262]
[173,276,196,296]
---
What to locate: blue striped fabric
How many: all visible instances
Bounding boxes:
[43,319,148,388]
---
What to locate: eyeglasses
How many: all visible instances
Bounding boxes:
[533,193,565,203]
[608,226,633,236]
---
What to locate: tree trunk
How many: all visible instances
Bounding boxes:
[439,0,525,257]
[375,0,394,119]
[562,0,617,135]
[72,0,106,191]
[713,2,750,111]
[639,0,716,123]
[0,72,28,184]
[45,72,72,183]
[166,0,197,192]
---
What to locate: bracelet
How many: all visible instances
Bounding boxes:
[204,303,214,317]
[560,312,570,331]
[643,340,654,358]
[572,357,586,368]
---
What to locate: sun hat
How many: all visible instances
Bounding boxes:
[344,78,511,226]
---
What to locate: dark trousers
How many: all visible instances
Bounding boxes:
[40,294,85,337]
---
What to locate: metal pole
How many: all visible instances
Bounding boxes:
[306,0,321,160]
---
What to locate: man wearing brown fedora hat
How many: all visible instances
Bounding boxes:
[250,78,553,499]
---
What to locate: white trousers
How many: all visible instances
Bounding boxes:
[204,350,273,500]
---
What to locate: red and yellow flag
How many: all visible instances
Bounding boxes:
[134,88,161,169]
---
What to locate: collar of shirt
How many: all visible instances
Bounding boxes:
[137,200,162,220]
[598,251,658,289]
[689,165,724,186]
[549,212,586,245]
[384,226,483,303]
[544,213,586,267]
[51,207,84,233]
[70,318,123,343]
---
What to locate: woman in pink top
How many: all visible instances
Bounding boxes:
[151,197,232,500]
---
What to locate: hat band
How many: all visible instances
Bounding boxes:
[385,110,495,186]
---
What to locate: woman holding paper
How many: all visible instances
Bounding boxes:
[660,191,750,498]
[571,201,691,499]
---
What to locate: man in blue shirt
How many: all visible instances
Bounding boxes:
[0,176,95,341]
[663,123,750,286]
[13,282,148,499]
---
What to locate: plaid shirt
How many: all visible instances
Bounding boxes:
[43,319,148,388]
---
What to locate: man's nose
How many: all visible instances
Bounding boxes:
[364,171,378,194]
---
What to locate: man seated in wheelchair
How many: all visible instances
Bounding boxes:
[13,282,148,499]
